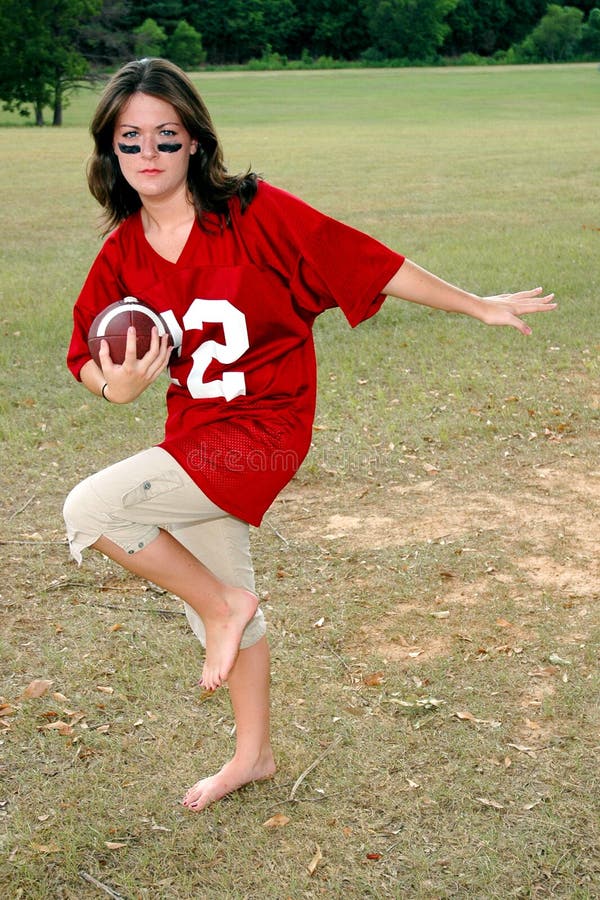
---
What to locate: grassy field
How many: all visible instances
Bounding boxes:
[1,65,598,898]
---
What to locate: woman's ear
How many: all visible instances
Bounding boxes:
[190,140,198,155]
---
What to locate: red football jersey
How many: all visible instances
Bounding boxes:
[68,182,404,525]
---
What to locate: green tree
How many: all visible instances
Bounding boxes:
[128,0,182,31]
[261,0,301,57]
[290,0,369,59]
[166,19,205,68]
[554,0,600,13]
[443,0,548,56]
[364,0,458,61]
[133,16,167,56]
[77,0,134,70]
[0,0,100,125]
[529,4,584,60]
[580,6,600,55]
[186,0,265,63]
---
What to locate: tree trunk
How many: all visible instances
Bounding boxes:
[52,84,63,126]
[35,102,44,126]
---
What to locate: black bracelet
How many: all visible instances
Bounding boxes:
[101,383,111,402]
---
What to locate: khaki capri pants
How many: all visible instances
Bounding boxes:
[63,446,266,650]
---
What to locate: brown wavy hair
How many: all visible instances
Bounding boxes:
[87,58,258,234]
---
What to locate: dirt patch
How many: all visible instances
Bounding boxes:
[274,462,599,665]
[517,555,599,598]
[289,466,599,597]
[357,622,450,664]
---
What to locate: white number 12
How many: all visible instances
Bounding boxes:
[162,298,249,401]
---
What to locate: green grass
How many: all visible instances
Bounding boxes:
[1,65,599,898]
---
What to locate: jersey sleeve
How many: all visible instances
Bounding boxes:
[66,232,127,380]
[241,182,405,327]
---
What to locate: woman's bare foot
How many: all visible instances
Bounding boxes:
[200,589,258,691]
[182,750,276,812]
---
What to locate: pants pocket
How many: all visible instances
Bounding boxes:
[121,470,184,508]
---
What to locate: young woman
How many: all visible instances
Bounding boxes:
[64,58,556,812]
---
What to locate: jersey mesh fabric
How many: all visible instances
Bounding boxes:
[68,182,405,525]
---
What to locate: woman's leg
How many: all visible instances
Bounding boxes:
[171,516,273,809]
[93,530,256,690]
[183,635,274,811]
[64,446,273,803]
[64,448,260,689]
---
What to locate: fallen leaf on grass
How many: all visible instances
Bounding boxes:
[366,852,382,861]
[528,667,559,678]
[388,697,442,711]
[65,711,85,725]
[363,671,385,686]
[493,644,523,656]
[31,842,60,854]
[96,686,114,694]
[548,653,572,666]
[453,710,501,728]
[496,618,514,628]
[430,610,450,619]
[508,742,539,758]
[262,813,290,828]
[0,704,17,717]
[524,718,541,731]
[22,679,53,699]
[76,746,98,761]
[38,720,74,736]
[476,797,505,810]
[418,697,443,709]
[307,844,323,876]
[104,841,128,850]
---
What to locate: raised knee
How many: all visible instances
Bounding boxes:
[63,478,95,531]
[63,477,106,564]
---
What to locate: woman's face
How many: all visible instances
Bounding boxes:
[113,92,198,203]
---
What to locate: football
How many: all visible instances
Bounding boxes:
[87,297,173,366]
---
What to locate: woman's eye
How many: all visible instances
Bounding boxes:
[160,129,176,137]
[122,131,138,139]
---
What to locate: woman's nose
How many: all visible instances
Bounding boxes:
[140,136,158,159]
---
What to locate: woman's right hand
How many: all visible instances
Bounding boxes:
[96,326,172,403]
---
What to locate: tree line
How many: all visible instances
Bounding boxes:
[1,0,600,124]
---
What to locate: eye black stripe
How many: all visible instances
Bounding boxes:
[157,143,183,153]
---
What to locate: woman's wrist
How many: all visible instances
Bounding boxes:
[101,382,111,402]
